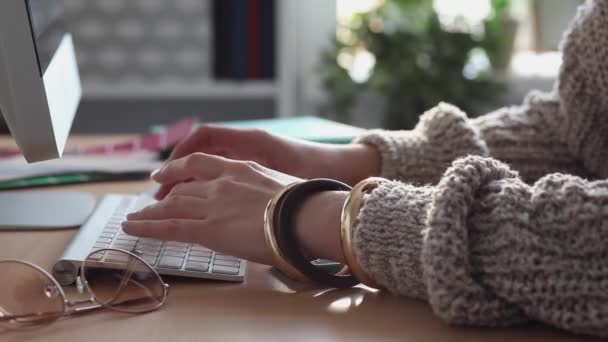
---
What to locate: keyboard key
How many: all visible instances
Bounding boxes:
[162,251,186,258]
[136,241,162,248]
[96,238,112,244]
[105,252,130,263]
[94,243,109,249]
[139,249,161,257]
[88,251,105,260]
[164,246,187,253]
[116,234,138,242]
[142,255,157,266]
[113,238,135,245]
[158,256,183,269]
[166,242,188,248]
[212,265,239,275]
[139,250,160,257]
[214,259,240,267]
[189,250,212,257]
[136,239,160,245]
[100,232,115,239]
[185,262,209,272]
[137,243,161,250]
[188,256,211,263]
[215,255,239,262]
[113,240,135,246]
[191,245,211,252]
[112,244,136,252]
[139,239,163,246]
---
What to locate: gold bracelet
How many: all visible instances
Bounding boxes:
[340,178,384,289]
[263,182,310,283]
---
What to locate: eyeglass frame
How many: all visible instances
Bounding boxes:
[0,248,170,325]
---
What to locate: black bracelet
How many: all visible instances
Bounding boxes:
[275,179,359,288]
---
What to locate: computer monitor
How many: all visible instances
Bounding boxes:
[0,0,81,163]
[0,1,94,230]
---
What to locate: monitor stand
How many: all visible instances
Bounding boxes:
[0,191,96,229]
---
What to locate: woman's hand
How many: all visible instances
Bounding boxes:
[122,153,346,266]
[154,125,380,199]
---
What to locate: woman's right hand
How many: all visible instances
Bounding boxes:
[154,124,380,200]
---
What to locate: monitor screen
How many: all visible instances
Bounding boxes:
[26,0,67,76]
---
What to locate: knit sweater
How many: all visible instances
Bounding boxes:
[352,0,608,337]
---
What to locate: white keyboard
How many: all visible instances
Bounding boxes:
[52,193,246,285]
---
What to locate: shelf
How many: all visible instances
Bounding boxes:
[82,81,278,100]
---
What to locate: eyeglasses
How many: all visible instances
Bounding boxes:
[0,248,169,327]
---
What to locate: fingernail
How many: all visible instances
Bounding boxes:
[150,169,160,179]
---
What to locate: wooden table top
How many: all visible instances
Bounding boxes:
[0,135,596,342]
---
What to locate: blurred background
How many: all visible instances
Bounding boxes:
[2,0,583,133]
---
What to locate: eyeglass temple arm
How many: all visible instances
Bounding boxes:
[0,311,64,322]
[0,296,159,322]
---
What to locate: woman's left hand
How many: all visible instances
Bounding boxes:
[122,152,301,266]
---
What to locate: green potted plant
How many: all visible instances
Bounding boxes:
[321,0,507,130]
[482,0,518,71]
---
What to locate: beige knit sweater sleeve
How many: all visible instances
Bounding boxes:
[352,0,608,337]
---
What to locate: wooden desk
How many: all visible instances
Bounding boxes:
[0,136,596,342]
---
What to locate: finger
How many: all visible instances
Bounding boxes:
[121,219,201,243]
[167,181,211,198]
[155,177,198,200]
[154,183,175,200]
[168,125,248,162]
[126,195,207,221]
[167,126,209,162]
[152,153,230,185]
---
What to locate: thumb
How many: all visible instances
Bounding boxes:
[153,153,228,184]
[169,125,255,161]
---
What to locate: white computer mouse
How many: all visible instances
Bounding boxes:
[0,191,96,229]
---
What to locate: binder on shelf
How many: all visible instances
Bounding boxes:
[212,0,275,81]
[213,0,232,79]
[247,0,261,79]
[231,0,248,80]
[260,0,275,80]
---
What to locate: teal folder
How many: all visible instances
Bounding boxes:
[152,116,364,144]
[215,116,364,144]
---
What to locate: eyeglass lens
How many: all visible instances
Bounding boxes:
[82,250,165,313]
[0,262,65,326]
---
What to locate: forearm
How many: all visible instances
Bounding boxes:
[317,143,381,186]
[352,156,608,336]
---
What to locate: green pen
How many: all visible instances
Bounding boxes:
[0,171,151,191]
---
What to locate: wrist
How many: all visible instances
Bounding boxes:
[293,191,348,263]
[325,144,381,185]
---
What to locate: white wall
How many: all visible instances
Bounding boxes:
[278,0,336,117]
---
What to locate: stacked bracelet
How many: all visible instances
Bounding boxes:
[264,178,383,289]
[340,178,383,289]
[263,182,310,283]
[277,179,359,288]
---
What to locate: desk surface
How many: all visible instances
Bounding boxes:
[0,135,596,342]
